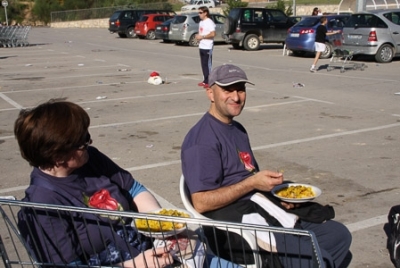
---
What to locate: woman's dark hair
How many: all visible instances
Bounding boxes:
[312,7,319,15]
[14,99,90,169]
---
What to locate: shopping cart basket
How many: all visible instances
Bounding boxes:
[327,39,367,73]
[0,198,325,268]
[0,26,31,48]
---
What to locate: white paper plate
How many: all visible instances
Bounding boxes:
[133,208,192,238]
[271,183,322,203]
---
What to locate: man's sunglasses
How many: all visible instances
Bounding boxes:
[77,133,92,150]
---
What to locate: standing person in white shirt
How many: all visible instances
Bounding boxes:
[196,6,216,88]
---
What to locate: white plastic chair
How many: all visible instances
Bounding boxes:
[179,175,262,267]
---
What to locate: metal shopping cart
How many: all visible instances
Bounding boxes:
[327,38,367,73]
[0,26,31,48]
[0,198,325,268]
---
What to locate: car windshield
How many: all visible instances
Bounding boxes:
[344,14,388,28]
[296,17,319,27]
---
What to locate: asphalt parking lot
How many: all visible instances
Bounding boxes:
[1,27,399,267]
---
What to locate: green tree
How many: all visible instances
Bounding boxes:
[32,0,61,25]
[266,0,293,16]
[223,0,248,16]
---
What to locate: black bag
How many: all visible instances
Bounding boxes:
[387,205,400,268]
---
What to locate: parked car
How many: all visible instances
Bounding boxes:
[155,18,175,42]
[108,9,175,38]
[286,14,350,58]
[223,8,296,50]
[168,13,226,46]
[341,9,400,63]
[135,14,174,40]
[181,0,215,12]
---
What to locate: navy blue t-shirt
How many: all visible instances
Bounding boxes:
[181,112,259,200]
[18,147,145,264]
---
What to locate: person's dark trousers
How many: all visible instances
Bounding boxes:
[199,48,213,84]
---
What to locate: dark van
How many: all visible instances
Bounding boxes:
[109,9,176,38]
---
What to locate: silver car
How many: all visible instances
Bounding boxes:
[168,13,226,46]
[341,9,400,63]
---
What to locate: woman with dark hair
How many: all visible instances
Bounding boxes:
[14,99,173,267]
[312,7,319,16]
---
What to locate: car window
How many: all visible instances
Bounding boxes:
[269,10,287,22]
[254,10,263,22]
[212,15,225,24]
[383,12,400,25]
[110,11,122,20]
[241,9,253,22]
[138,16,148,22]
[229,9,241,20]
[345,14,387,28]
[173,16,187,24]
[296,17,319,27]
[327,17,347,28]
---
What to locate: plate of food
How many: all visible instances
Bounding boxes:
[133,208,193,238]
[271,183,322,203]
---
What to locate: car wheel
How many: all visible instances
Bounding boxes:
[292,50,306,57]
[243,34,260,51]
[126,27,135,38]
[118,33,127,38]
[231,43,242,49]
[320,42,333,59]
[375,44,394,63]
[189,34,199,47]
[146,30,156,40]
[223,16,235,35]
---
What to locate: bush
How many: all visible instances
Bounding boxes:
[266,0,293,16]
[223,0,248,16]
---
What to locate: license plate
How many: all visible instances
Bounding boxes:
[156,26,161,30]
[348,35,362,39]
[111,22,115,25]
[290,33,300,38]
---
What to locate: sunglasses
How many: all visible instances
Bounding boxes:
[77,133,92,150]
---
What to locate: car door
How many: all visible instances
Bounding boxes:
[264,9,290,42]
[211,14,225,42]
[383,11,400,53]
[239,9,266,37]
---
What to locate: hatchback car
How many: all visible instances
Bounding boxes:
[135,14,174,40]
[168,13,226,46]
[155,18,175,42]
[341,9,400,63]
[108,9,175,38]
[286,15,350,58]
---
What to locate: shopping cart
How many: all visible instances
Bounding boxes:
[0,198,325,268]
[0,26,31,48]
[327,39,367,73]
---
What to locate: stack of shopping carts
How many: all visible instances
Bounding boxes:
[0,26,31,48]
[327,38,367,73]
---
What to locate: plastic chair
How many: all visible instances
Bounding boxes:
[179,175,262,267]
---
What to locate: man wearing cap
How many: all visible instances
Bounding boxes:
[181,64,352,267]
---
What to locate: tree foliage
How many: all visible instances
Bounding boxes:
[223,0,248,16]
[266,0,293,16]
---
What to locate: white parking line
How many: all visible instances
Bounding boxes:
[0,93,24,109]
